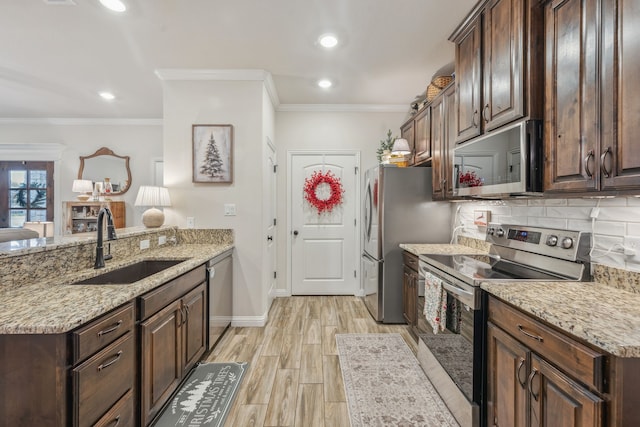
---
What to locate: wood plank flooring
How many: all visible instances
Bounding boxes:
[205,296,416,427]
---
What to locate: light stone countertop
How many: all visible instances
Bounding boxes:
[399,243,487,256]
[0,243,233,335]
[482,281,640,358]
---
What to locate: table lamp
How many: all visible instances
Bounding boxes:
[135,186,171,228]
[72,179,94,201]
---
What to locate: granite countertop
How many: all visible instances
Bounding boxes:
[399,243,487,256]
[482,281,640,358]
[0,243,233,335]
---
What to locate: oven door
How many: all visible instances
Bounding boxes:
[418,264,484,427]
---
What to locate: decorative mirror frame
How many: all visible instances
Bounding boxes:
[78,147,132,195]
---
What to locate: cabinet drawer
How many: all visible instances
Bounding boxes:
[139,264,206,320]
[73,332,135,427]
[93,389,134,427]
[73,302,134,363]
[488,297,604,391]
[403,251,419,271]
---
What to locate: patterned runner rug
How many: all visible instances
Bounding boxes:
[336,333,459,427]
[153,362,247,427]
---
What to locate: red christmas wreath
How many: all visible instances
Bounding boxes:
[303,170,345,214]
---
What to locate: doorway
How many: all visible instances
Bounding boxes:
[288,151,360,295]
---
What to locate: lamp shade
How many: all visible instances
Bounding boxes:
[135,186,171,228]
[72,179,94,201]
[135,186,171,207]
[391,138,411,155]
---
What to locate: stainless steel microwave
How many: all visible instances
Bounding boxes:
[453,119,543,197]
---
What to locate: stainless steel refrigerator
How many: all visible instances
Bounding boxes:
[362,165,451,323]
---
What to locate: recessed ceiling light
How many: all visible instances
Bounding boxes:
[318,79,332,89]
[99,0,126,12]
[319,34,338,48]
[99,91,116,100]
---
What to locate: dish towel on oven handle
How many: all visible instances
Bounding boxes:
[423,271,447,334]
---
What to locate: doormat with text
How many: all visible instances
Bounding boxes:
[153,362,248,427]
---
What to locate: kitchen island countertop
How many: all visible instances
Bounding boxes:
[482,280,640,358]
[0,243,232,335]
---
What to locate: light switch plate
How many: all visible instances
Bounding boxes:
[140,239,150,250]
[158,235,166,245]
[224,204,236,216]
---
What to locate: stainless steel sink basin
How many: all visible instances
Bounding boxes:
[72,259,188,284]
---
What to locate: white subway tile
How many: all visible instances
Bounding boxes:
[597,207,640,222]
[626,223,640,236]
[593,221,626,236]
[527,217,567,228]
[567,219,593,232]
[545,206,592,219]
[511,206,545,217]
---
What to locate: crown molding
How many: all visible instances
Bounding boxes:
[276,104,408,113]
[155,68,280,107]
[0,143,65,160]
[0,118,162,126]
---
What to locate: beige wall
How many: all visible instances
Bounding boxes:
[161,79,270,323]
[0,122,162,232]
[274,110,407,293]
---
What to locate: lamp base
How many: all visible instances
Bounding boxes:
[142,207,165,228]
[76,194,91,201]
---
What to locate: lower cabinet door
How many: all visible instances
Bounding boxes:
[486,323,529,427]
[529,354,603,427]
[140,299,183,427]
[182,283,207,374]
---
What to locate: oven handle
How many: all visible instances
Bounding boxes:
[441,281,474,297]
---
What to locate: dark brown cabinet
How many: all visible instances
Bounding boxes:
[431,84,456,200]
[139,267,207,426]
[413,106,432,165]
[487,296,606,427]
[545,0,640,194]
[402,264,417,326]
[400,118,415,165]
[451,0,543,144]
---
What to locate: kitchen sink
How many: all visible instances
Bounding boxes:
[72,259,189,285]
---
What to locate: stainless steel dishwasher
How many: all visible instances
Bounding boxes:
[207,249,233,350]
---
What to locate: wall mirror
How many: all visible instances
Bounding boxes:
[78,147,132,195]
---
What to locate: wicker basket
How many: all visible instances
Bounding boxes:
[426,75,454,101]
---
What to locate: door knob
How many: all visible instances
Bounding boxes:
[293,230,299,236]
[267,235,273,241]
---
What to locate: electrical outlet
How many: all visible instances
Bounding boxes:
[224,204,236,216]
[140,239,150,250]
[186,217,195,228]
[158,235,167,245]
[623,236,640,262]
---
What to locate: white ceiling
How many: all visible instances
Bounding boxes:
[0,0,475,119]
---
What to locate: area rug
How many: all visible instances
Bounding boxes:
[336,334,458,427]
[153,362,248,427]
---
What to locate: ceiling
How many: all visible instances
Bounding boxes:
[0,0,476,119]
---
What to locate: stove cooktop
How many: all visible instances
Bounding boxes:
[420,253,568,285]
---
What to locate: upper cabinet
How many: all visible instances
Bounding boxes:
[400,105,432,167]
[450,0,544,144]
[431,84,456,200]
[400,118,416,166]
[545,0,640,193]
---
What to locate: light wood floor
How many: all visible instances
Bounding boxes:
[205,296,416,427]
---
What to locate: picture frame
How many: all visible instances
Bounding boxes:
[192,124,233,183]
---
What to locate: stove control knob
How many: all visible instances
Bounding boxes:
[487,227,495,236]
[561,237,574,249]
[496,228,505,237]
[546,235,558,246]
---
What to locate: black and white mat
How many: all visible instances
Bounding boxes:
[153,362,248,427]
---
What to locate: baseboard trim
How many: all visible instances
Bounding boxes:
[272,288,291,297]
[231,314,268,327]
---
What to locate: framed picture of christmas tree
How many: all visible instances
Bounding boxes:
[192,124,233,183]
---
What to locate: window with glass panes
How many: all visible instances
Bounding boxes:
[0,161,54,228]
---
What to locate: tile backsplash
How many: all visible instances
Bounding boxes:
[453,197,640,273]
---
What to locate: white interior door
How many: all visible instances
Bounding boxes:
[266,138,277,298]
[289,152,359,295]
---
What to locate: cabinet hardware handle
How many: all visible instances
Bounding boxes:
[472,110,479,128]
[208,266,216,279]
[584,150,595,178]
[517,358,526,388]
[107,415,121,427]
[483,103,490,123]
[600,147,612,178]
[97,320,123,337]
[517,324,544,342]
[528,368,540,401]
[97,350,123,371]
